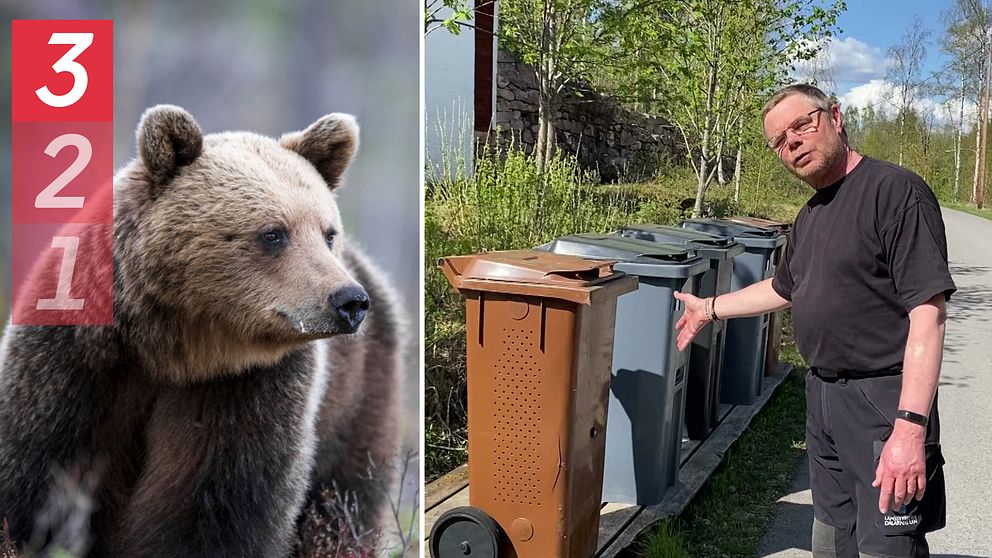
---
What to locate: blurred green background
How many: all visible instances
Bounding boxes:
[0,0,420,547]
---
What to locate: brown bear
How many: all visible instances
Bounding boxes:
[0,105,404,557]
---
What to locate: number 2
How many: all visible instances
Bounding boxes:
[35,32,93,108]
[35,133,91,209]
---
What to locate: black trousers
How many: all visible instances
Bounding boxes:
[806,370,946,557]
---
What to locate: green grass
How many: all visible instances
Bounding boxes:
[635,518,688,558]
[633,312,807,558]
[941,200,992,221]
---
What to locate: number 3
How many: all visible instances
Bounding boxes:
[35,33,94,108]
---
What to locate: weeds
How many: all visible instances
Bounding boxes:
[296,447,421,558]
[370,448,420,557]
[1,521,17,558]
[295,485,380,558]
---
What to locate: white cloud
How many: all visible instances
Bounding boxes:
[839,79,978,130]
[791,36,979,132]
[793,37,889,86]
[839,79,900,117]
[828,37,890,83]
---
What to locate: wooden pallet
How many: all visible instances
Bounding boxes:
[425,364,795,557]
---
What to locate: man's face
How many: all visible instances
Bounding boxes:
[763,93,845,186]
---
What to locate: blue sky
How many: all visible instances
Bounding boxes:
[796,0,970,123]
[838,0,950,83]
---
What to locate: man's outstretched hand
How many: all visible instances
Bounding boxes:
[673,291,711,351]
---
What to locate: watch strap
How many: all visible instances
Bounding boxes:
[895,409,928,427]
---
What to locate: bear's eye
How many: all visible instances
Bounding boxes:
[258,227,287,250]
[325,232,336,249]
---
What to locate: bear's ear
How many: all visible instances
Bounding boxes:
[279,114,359,190]
[136,105,204,183]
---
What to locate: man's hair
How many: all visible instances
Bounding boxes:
[761,84,836,120]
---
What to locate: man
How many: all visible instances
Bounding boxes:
[674,83,955,558]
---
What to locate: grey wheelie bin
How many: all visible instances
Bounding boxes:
[535,233,709,505]
[726,216,792,377]
[616,224,745,440]
[680,219,786,406]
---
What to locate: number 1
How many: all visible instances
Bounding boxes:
[36,236,85,311]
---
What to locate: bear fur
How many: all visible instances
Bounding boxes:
[0,105,403,557]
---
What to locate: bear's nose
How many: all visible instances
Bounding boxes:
[329,285,370,333]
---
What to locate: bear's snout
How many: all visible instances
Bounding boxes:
[329,285,370,333]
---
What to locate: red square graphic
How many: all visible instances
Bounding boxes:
[12,122,113,225]
[12,20,113,122]
[12,223,114,326]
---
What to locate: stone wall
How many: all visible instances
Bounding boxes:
[492,51,685,182]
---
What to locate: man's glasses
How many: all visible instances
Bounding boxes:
[767,108,825,152]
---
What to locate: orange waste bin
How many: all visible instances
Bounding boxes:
[727,216,792,377]
[431,250,638,558]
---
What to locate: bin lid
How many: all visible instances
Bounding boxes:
[726,215,792,233]
[618,224,745,260]
[535,233,710,279]
[438,249,639,304]
[681,218,786,250]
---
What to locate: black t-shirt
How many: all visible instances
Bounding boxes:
[771,156,956,372]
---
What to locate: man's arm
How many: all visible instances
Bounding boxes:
[673,277,791,351]
[873,293,947,513]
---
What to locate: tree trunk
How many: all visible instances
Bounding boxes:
[974,122,981,204]
[717,136,726,184]
[544,114,556,167]
[693,86,717,217]
[694,152,710,218]
[535,0,557,176]
[536,86,555,175]
[898,109,905,167]
[955,75,964,197]
[734,119,743,203]
[693,17,720,218]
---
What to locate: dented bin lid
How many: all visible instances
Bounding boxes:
[618,224,745,260]
[438,249,638,304]
[536,233,709,279]
[681,218,786,250]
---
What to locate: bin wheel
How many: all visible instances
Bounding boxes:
[429,506,503,558]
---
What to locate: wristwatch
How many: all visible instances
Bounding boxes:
[895,409,928,427]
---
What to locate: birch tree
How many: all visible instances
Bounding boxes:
[499,0,608,174]
[603,0,844,216]
[887,16,931,167]
[942,0,990,199]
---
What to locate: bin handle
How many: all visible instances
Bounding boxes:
[543,267,611,282]
[639,251,691,262]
